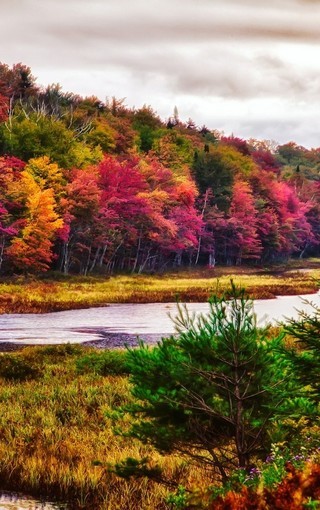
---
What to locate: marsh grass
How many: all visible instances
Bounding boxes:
[0,345,212,509]
[0,263,319,313]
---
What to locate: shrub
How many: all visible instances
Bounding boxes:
[210,463,320,509]
[114,283,294,485]
[76,349,129,376]
[36,343,83,358]
[0,353,42,381]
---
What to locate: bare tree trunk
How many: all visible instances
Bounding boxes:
[89,246,101,273]
[174,251,182,267]
[195,188,210,266]
[103,242,123,273]
[0,236,5,272]
[132,232,142,273]
[299,241,309,259]
[98,245,108,267]
[82,245,92,276]
[208,250,215,268]
[60,240,71,275]
[138,250,158,274]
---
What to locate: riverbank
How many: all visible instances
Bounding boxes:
[0,333,163,352]
[0,261,319,314]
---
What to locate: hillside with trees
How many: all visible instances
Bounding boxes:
[0,62,320,275]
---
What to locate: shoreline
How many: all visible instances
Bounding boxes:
[0,263,318,315]
[1,287,319,352]
[0,333,166,352]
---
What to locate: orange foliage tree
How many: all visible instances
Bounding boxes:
[7,171,62,272]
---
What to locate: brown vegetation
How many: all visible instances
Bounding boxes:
[0,264,318,314]
[212,463,320,510]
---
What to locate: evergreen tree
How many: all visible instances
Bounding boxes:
[115,284,292,483]
[283,298,320,403]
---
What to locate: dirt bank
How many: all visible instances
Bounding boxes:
[0,333,165,352]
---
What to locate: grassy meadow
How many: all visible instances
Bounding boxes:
[0,345,212,510]
[0,261,319,314]
[0,344,319,510]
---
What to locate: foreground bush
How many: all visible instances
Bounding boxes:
[211,462,320,509]
[0,353,42,380]
[76,349,129,376]
[114,283,298,486]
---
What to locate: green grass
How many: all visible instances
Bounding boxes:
[0,262,319,313]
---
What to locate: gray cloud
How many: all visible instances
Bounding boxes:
[3,0,320,47]
[31,6,320,47]
[1,0,320,146]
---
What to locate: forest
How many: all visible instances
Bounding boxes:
[0,62,320,275]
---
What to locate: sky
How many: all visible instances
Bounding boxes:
[2,0,320,148]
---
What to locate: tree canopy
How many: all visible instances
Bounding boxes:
[0,61,320,274]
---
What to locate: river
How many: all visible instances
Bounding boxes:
[0,491,66,509]
[0,292,319,345]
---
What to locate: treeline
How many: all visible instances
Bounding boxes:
[0,62,320,274]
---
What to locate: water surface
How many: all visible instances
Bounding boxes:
[0,491,65,509]
[0,292,319,345]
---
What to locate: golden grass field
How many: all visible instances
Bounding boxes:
[0,345,211,509]
[0,262,319,314]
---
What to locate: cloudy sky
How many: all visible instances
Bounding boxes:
[2,0,320,147]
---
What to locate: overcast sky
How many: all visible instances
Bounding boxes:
[2,0,320,147]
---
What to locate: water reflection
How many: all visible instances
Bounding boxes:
[0,292,319,345]
[0,491,66,509]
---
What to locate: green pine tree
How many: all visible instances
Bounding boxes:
[115,283,293,483]
[283,297,320,404]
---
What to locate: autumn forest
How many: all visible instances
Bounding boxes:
[0,62,320,275]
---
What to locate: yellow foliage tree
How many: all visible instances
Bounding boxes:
[7,171,63,272]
